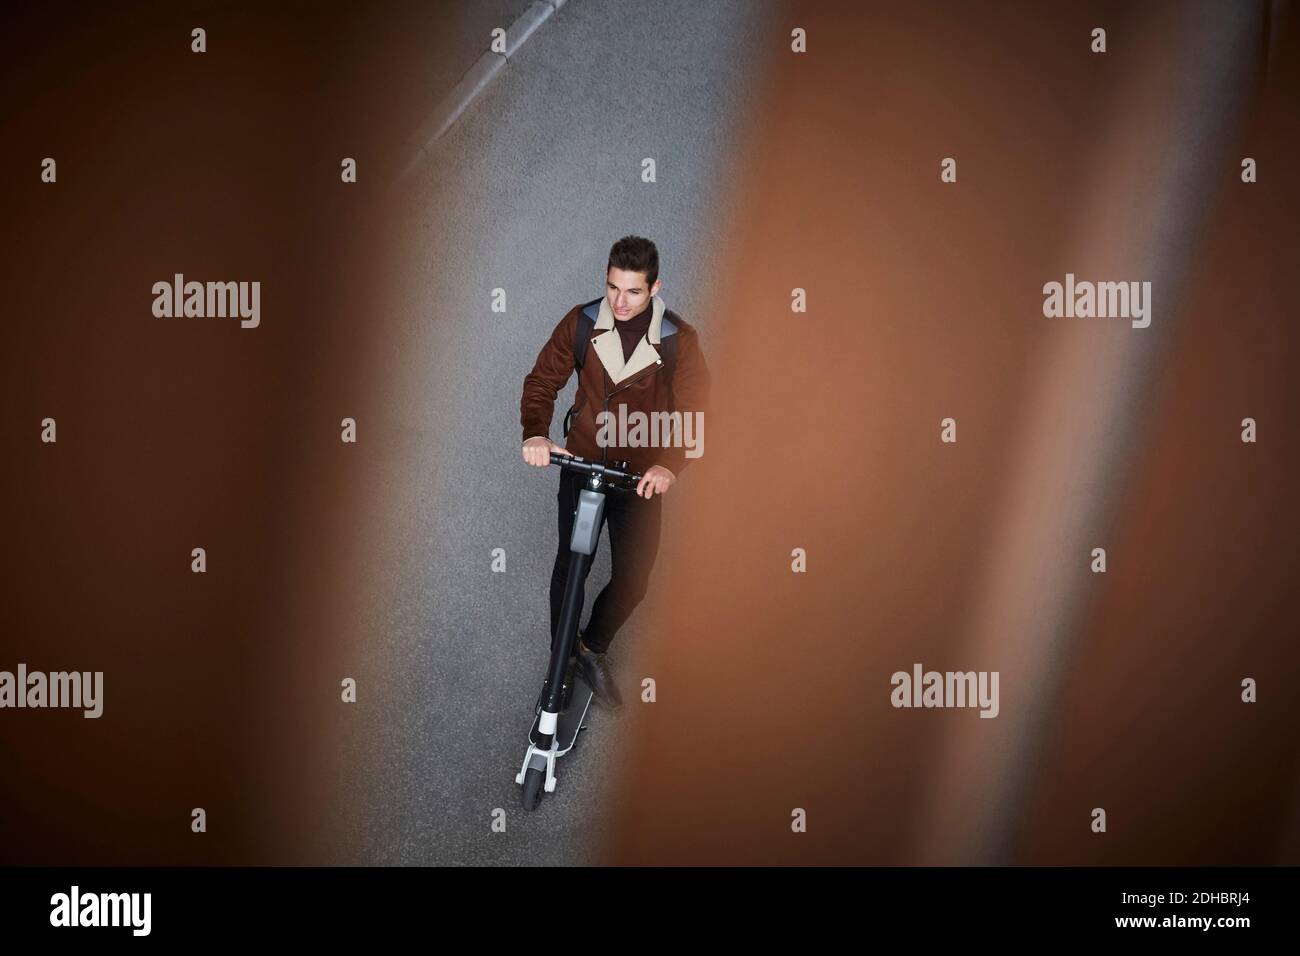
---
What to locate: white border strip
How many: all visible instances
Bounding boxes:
[396,0,570,185]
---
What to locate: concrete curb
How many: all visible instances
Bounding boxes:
[395,0,570,186]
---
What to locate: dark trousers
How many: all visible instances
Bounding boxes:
[549,467,663,656]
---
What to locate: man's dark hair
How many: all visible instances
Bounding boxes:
[607,235,658,288]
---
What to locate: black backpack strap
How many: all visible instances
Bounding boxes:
[564,299,602,437]
[575,298,601,372]
[658,313,679,387]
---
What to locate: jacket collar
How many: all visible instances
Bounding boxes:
[591,294,666,385]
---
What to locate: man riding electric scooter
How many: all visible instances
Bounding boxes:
[515,236,709,809]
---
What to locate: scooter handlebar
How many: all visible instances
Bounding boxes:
[547,452,644,489]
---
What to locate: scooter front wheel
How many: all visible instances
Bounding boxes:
[521,767,544,811]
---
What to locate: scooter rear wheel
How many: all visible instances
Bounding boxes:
[521,767,544,811]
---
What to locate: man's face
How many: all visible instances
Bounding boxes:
[607,267,661,320]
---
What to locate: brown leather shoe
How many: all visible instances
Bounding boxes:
[576,637,623,709]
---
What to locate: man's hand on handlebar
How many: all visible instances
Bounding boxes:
[636,464,675,499]
[523,439,671,497]
[522,436,569,467]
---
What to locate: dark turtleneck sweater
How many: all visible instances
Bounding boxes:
[614,299,653,363]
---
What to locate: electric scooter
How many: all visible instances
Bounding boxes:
[516,451,644,812]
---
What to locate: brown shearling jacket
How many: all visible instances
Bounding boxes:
[520,294,710,477]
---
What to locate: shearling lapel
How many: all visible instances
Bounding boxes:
[590,294,666,385]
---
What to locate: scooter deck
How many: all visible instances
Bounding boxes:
[529,681,595,754]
